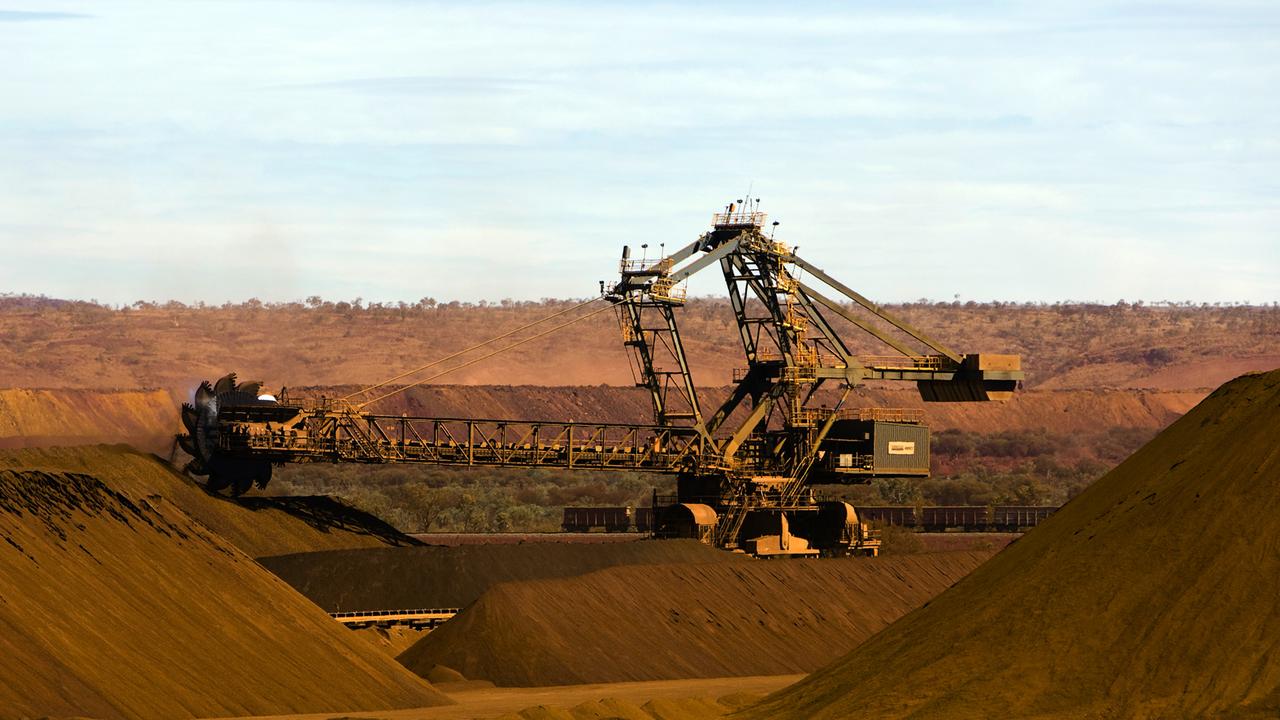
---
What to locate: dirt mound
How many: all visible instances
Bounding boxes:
[259,540,744,611]
[0,445,416,557]
[400,551,995,687]
[496,695,744,720]
[426,665,467,684]
[916,532,1018,553]
[359,385,1201,436]
[0,468,446,719]
[744,369,1280,719]
[354,625,426,657]
[864,387,1200,434]
[0,388,178,452]
[1042,353,1280,392]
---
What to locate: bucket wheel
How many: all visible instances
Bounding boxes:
[177,372,274,496]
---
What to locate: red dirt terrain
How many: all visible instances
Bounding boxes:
[743,368,1280,719]
[0,467,446,720]
[398,550,996,687]
[1,297,1276,391]
[354,384,1205,436]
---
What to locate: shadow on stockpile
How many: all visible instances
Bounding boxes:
[217,492,422,548]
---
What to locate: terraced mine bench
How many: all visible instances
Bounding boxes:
[330,608,460,630]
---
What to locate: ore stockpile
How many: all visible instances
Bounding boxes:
[0,457,446,719]
[745,368,1280,720]
[398,550,997,687]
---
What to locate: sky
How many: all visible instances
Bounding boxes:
[0,1,1277,305]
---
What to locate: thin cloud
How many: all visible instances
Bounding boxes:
[268,75,546,96]
[0,10,89,21]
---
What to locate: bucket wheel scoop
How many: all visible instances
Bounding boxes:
[177,372,276,496]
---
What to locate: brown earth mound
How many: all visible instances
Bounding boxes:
[400,550,995,687]
[427,665,468,684]
[744,369,1280,719]
[260,540,742,611]
[1041,353,1280,392]
[496,695,749,720]
[0,388,179,452]
[354,625,429,657]
[314,384,1202,436]
[0,445,416,556]
[0,468,446,720]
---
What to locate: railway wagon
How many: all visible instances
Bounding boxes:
[634,507,654,533]
[854,506,918,527]
[855,504,1059,532]
[920,505,989,532]
[561,506,634,532]
[992,505,1056,530]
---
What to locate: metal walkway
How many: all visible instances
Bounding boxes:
[329,607,460,629]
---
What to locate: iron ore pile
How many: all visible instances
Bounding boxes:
[258,540,745,610]
[262,534,997,688]
[0,462,444,719]
[745,368,1280,719]
[397,550,995,686]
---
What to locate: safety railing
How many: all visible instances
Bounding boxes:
[782,365,818,383]
[834,407,926,424]
[227,414,716,473]
[281,396,363,414]
[330,608,460,620]
[620,257,674,275]
[712,210,767,228]
[788,408,831,427]
[856,354,950,371]
[739,233,790,257]
[649,278,688,303]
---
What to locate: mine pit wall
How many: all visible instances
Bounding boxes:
[0,384,1206,451]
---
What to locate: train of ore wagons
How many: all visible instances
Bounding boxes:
[562,505,1057,534]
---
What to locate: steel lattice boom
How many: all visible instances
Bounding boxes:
[177,199,1023,557]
